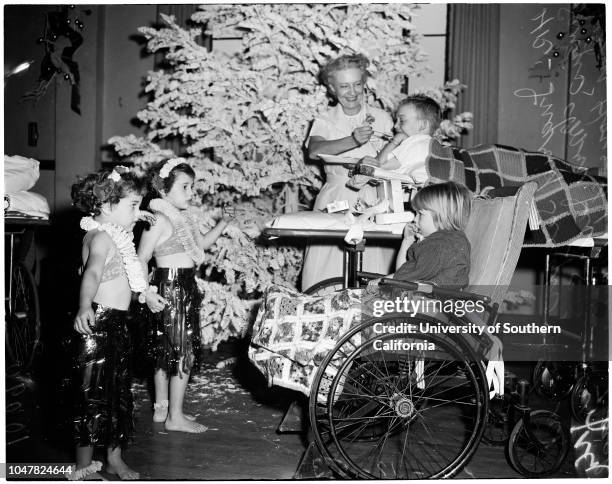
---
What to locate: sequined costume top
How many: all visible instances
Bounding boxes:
[153,226,186,258]
[153,214,201,258]
[100,248,125,283]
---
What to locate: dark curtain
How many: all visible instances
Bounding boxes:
[447,4,500,147]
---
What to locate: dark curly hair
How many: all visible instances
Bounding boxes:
[147,159,196,198]
[319,53,370,89]
[71,168,144,215]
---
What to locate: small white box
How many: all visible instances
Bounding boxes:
[326,200,350,213]
[375,211,415,225]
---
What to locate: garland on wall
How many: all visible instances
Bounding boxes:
[110,4,473,349]
[23,5,90,114]
[529,4,606,78]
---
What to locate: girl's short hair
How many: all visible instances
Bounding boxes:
[412,181,472,231]
[148,160,196,197]
[71,168,144,215]
[319,53,369,88]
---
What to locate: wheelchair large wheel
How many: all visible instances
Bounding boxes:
[309,315,489,479]
[304,277,345,296]
[507,409,570,477]
[304,273,384,296]
[5,262,40,369]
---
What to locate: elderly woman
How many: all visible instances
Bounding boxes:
[301,54,396,291]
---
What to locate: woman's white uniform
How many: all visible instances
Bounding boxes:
[301,104,397,291]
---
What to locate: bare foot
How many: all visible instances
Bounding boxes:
[153,406,196,423]
[83,472,106,480]
[165,414,208,433]
[106,460,140,480]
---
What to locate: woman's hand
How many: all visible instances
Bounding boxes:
[352,124,373,145]
[146,292,167,313]
[74,306,95,335]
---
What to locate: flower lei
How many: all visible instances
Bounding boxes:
[80,217,147,292]
[149,198,204,265]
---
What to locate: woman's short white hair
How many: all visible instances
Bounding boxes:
[320,53,370,88]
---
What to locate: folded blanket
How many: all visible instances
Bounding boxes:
[426,141,607,247]
[4,155,40,194]
[5,191,50,219]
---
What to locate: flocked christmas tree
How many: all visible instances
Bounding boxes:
[110,4,472,350]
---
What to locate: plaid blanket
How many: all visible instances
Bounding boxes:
[426,141,607,247]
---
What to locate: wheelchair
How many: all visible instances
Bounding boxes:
[305,274,494,479]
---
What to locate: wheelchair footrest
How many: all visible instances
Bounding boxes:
[294,441,335,479]
[277,400,304,433]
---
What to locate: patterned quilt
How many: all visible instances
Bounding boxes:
[249,285,363,396]
[426,141,607,247]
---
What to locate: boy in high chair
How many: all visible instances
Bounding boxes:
[363,95,441,185]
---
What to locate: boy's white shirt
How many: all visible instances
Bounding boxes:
[388,133,432,184]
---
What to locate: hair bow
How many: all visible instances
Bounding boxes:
[108,165,129,182]
[160,158,185,179]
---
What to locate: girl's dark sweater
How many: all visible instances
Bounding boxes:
[393,229,471,288]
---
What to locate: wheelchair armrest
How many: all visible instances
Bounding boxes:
[356,271,386,281]
[379,278,491,304]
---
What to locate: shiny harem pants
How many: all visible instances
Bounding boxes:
[73,303,134,449]
[149,267,201,377]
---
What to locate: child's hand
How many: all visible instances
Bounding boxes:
[352,124,373,145]
[221,205,237,225]
[403,222,418,239]
[146,292,167,313]
[389,132,409,147]
[360,155,379,167]
[403,223,423,245]
[137,210,157,226]
[365,277,382,294]
[74,306,95,335]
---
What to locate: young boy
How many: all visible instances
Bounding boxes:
[366,95,441,185]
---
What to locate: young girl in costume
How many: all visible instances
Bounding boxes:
[138,158,230,433]
[70,167,164,480]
